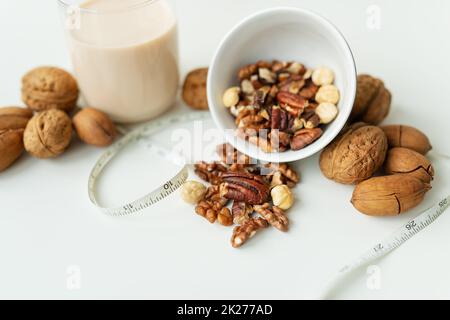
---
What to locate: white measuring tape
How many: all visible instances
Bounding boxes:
[87,111,450,298]
[319,194,450,299]
[88,111,210,216]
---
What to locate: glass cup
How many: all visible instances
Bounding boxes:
[58,0,179,123]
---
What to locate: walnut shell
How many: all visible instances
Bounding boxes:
[351,175,431,216]
[22,67,79,112]
[384,147,434,183]
[380,125,432,155]
[0,107,33,131]
[319,123,388,184]
[0,129,25,172]
[73,108,117,147]
[350,74,391,125]
[24,109,72,158]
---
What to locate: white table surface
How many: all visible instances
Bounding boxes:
[1,0,450,300]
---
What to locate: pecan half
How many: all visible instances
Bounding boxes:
[299,81,319,99]
[217,207,233,226]
[271,60,288,73]
[269,130,291,152]
[216,143,253,167]
[195,185,229,223]
[238,114,268,130]
[253,87,270,109]
[280,79,306,94]
[194,161,228,185]
[300,109,320,129]
[277,91,308,109]
[270,106,291,131]
[290,128,323,151]
[220,171,270,205]
[254,203,289,232]
[266,163,300,187]
[231,217,269,248]
[238,64,258,81]
[232,201,254,224]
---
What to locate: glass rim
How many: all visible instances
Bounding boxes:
[57,0,158,14]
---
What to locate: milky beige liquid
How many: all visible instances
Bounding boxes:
[67,0,179,123]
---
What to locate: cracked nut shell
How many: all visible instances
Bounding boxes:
[23,109,72,159]
[21,67,79,112]
[319,123,388,184]
[384,147,434,183]
[73,108,117,147]
[351,175,431,216]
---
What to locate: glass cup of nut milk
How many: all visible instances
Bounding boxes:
[58,0,179,123]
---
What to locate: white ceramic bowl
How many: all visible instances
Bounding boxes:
[207,7,357,162]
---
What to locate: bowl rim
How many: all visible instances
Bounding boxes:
[207,6,357,163]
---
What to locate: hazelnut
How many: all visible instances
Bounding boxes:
[21,67,79,112]
[73,108,117,147]
[180,181,207,204]
[315,103,338,124]
[315,85,340,104]
[271,185,294,210]
[23,109,72,159]
[222,87,241,108]
[312,67,335,86]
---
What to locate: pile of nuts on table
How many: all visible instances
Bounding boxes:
[180,143,299,248]
[0,66,118,173]
[222,60,340,152]
[182,68,436,233]
[319,74,434,216]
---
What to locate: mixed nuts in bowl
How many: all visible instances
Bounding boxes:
[207,7,357,162]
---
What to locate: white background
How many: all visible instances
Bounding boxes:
[1,0,450,300]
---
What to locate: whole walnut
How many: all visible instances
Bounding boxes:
[0,107,33,172]
[24,109,73,159]
[73,108,117,147]
[350,74,391,125]
[319,123,388,184]
[22,67,79,112]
